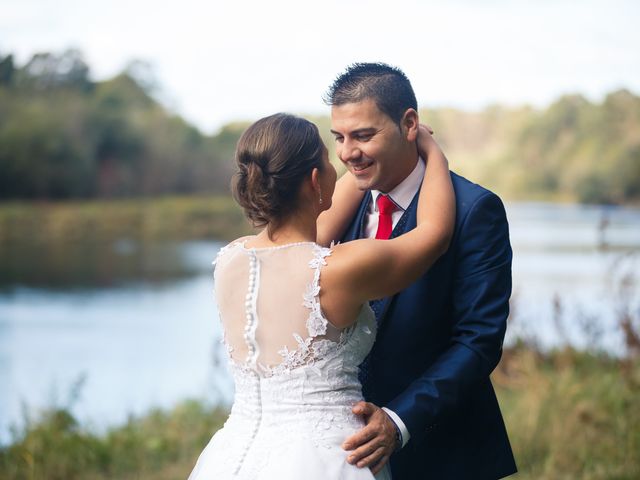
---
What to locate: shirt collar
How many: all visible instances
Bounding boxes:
[371,157,426,212]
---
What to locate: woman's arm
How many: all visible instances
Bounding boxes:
[316,170,365,247]
[415,125,454,229]
[324,129,455,323]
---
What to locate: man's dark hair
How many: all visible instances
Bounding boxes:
[324,62,418,125]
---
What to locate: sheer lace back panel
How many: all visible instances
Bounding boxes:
[214,240,343,375]
[187,239,389,479]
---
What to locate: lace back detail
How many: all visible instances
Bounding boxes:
[198,238,384,479]
[304,245,332,337]
[214,240,349,377]
[267,244,337,376]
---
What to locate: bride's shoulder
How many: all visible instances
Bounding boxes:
[230,235,254,246]
[213,235,254,265]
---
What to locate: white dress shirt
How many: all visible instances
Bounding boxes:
[365,157,426,448]
[364,157,426,239]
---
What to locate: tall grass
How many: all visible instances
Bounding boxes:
[1,400,227,480]
[494,345,640,479]
[0,196,253,288]
[0,195,251,246]
[2,347,637,480]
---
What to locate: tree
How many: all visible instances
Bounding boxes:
[0,53,15,86]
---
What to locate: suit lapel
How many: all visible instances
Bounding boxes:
[343,192,372,242]
[357,193,370,239]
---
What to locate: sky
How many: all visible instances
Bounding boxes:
[1,0,638,134]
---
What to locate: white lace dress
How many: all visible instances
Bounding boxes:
[187,239,391,480]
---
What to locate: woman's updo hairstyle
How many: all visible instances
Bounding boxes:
[232,113,325,232]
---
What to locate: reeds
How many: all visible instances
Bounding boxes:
[493,254,640,479]
[1,400,227,480]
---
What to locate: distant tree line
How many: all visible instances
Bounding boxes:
[0,49,244,200]
[1,49,638,204]
[423,90,640,205]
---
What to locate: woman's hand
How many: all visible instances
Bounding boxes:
[416,123,436,161]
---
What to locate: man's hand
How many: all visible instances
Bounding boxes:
[342,401,397,475]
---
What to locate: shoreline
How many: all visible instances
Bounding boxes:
[1,195,638,244]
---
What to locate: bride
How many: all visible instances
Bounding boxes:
[187,113,454,479]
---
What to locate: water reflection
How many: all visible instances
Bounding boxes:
[0,242,232,444]
[504,202,639,352]
[0,238,209,290]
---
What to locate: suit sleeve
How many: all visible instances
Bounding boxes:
[386,191,512,440]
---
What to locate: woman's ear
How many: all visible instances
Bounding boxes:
[310,167,321,193]
[402,109,419,142]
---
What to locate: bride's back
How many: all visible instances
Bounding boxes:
[191,239,386,479]
[214,239,349,375]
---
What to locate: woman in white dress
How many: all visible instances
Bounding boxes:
[188,113,455,479]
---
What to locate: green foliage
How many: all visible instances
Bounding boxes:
[0,50,232,200]
[1,49,639,204]
[0,195,249,244]
[0,54,15,85]
[427,91,640,205]
[0,400,227,480]
[0,348,637,479]
[493,346,640,479]
[0,196,251,288]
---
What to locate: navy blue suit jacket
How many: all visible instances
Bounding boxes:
[342,172,517,479]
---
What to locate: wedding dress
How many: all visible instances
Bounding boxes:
[188,238,391,480]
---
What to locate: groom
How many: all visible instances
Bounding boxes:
[327,63,517,479]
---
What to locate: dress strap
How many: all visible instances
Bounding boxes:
[303,244,333,337]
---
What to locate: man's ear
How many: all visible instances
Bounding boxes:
[402,109,419,142]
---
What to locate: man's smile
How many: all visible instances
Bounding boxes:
[350,160,374,174]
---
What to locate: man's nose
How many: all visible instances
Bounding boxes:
[339,139,361,163]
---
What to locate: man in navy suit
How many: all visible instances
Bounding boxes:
[326,63,517,479]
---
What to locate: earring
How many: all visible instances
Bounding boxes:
[318,187,323,205]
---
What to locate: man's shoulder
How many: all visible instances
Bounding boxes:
[450,171,504,212]
[451,171,492,198]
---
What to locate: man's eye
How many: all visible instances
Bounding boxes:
[356,135,373,142]
[334,136,344,143]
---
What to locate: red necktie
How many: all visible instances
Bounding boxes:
[375,194,396,240]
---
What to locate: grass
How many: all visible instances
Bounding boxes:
[0,400,227,480]
[493,345,640,479]
[0,195,252,246]
[0,196,254,288]
[1,346,638,479]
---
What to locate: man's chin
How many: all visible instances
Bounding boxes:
[352,175,374,191]
[355,181,373,191]
[347,168,377,191]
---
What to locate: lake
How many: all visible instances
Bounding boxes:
[1,201,638,443]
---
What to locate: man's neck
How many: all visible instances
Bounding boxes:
[371,156,425,211]
[379,156,419,194]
